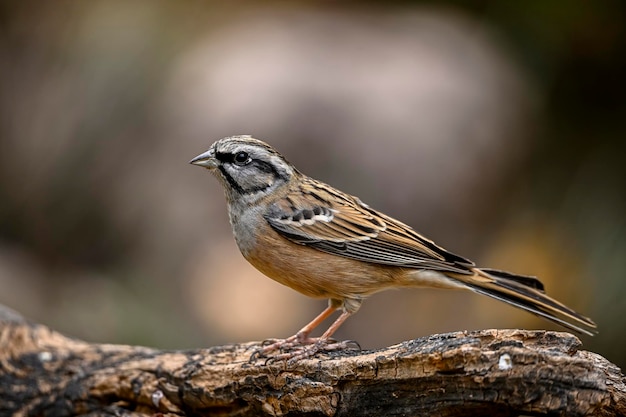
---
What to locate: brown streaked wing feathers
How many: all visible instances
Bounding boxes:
[264,178,474,274]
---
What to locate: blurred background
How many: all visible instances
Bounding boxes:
[0,1,624,369]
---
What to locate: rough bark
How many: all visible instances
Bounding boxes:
[0,304,623,417]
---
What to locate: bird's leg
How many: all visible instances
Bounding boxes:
[257,301,340,356]
[252,299,362,364]
[318,309,352,341]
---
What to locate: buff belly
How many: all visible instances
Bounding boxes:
[242,235,401,300]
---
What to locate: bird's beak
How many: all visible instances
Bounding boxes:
[189,149,217,169]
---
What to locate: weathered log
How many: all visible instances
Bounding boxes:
[0,304,623,416]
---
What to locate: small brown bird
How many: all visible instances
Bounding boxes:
[190,135,596,361]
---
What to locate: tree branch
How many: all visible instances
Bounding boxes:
[0,304,623,416]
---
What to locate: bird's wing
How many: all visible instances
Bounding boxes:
[264,178,474,274]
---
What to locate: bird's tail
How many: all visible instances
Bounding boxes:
[448,268,597,336]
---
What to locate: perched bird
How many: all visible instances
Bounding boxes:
[190,135,596,361]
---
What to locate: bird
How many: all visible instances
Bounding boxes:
[190,135,597,361]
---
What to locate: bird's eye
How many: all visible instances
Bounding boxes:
[234,151,250,165]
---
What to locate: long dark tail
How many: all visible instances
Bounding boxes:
[449,268,597,336]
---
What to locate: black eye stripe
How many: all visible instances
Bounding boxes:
[215,152,236,163]
[216,151,278,174]
[214,148,291,195]
[253,159,276,174]
[216,151,253,166]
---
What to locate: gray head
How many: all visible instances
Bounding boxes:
[190,135,297,203]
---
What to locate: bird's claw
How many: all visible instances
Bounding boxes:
[343,339,362,350]
[249,337,361,365]
[261,338,282,347]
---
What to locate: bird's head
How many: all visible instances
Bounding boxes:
[190,135,297,203]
